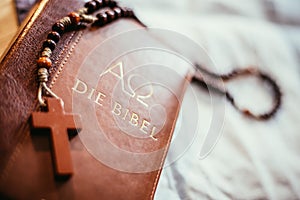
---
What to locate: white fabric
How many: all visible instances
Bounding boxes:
[122,0,300,199]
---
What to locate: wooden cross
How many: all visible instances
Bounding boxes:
[31,98,81,177]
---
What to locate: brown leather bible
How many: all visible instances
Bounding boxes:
[0,0,193,199]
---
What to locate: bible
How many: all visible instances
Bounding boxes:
[0,0,194,199]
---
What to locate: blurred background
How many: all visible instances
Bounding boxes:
[1,0,300,199]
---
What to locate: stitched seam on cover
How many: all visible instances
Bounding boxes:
[49,31,84,88]
[51,31,76,75]
[0,32,83,183]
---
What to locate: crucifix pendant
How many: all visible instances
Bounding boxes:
[31,98,81,177]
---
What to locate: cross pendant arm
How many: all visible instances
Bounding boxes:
[31,98,81,177]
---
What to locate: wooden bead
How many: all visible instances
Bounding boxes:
[43,39,56,51]
[259,113,271,120]
[126,9,134,17]
[103,0,110,5]
[94,0,103,9]
[68,12,81,25]
[113,7,122,18]
[95,13,108,26]
[52,22,65,34]
[108,1,117,8]
[105,10,115,22]
[85,1,97,13]
[121,8,132,17]
[243,109,254,117]
[47,31,60,43]
[120,7,125,17]
[37,57,52,69]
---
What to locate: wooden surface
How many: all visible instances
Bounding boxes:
[0,0,18,56]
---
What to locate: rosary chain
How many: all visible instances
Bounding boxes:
[36,0,138,106]
[193,64,281,120]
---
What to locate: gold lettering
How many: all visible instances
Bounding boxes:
[127,74,153,107]
[129,112,139,127]
[140,119,150,134]
[100,62,124,80]
[71,71,159,141]
[150,126,158,141]
[87,88,95,100]
[112,102,122,116]
[94,92,106,106]
[122,108,129,120]
[101,62,134,98]
[72,78,87,94]
[110,101,158,141]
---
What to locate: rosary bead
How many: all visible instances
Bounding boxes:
[68,12,81,25]
[113,7,122,18]
[105,10,115,22]
[43,39,56,51]
[243,110,254,118]
[52,22,65,34]
[108,1,117,8]
[85,1,97,14]
[121,8,133,17]
[95,13,108,26]
[103,0,116,7]
[103,0,110,5]
[261,113,273,120]
[93,0,103,9]
[37,57,52,69]
[41,47,52,57]
[47,31,60,43]
[126,9,134,17]
[119,7,125,17]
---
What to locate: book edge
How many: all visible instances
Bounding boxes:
[0,0,49,68]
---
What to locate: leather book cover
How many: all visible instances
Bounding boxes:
[0,0,194,199]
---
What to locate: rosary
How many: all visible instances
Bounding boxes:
[30,0,282,177]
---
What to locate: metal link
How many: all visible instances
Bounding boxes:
[77,7,88,15]
[80,14,97,23]
[37,68,49,83]
[59,16,72,27]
